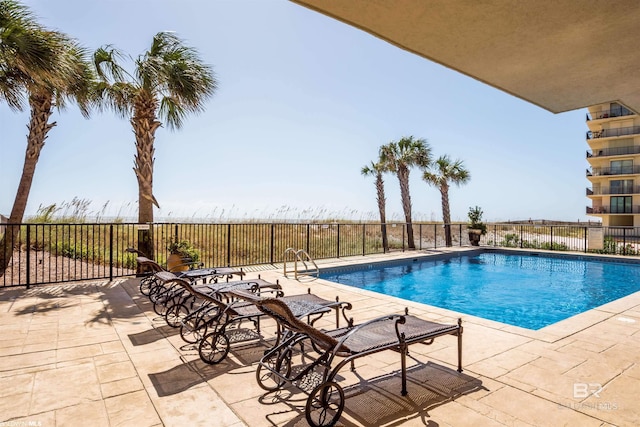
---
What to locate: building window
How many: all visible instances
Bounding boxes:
[610,179,634,194]
[610,160,633,174]
[610,102,633,117]
[610,196,632,213]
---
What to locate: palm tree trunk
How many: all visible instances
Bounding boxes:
[440,183,452,247]
[375,174,389,252]
[132,96,161,259]
[398,167,415,249]
[0,93,55,274]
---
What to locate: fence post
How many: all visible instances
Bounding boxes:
[337,224,340,258]
[459,224,462,246]
[623,228,627,255]
[26,224,31,289]
[520,225,523,249]
[493,225,496,247]
[431,224,434,249]
[419,224,422,250]
[226,224,231,266]
[362,224,366,256]
[270,224,274,264]
[306,224,310,254]
[550,226,554,250]
[109,224,114,281]
[402,225,406,252]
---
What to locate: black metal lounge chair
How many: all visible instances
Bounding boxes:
[156,276,348,365]
[134,255,245,297]
[234,291,463,427]
[156,272,283,329]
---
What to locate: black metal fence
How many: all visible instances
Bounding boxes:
[1,222,638,288]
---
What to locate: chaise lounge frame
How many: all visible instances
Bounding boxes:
[235,291,463,427]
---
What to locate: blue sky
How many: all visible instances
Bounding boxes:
[1,0,589,222]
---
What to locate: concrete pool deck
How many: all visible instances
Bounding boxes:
[1,247,639,426]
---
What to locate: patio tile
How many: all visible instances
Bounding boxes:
[0,350,56,372]
[149,385,242,426]
[56,343,104,362]
[96,360,137,383]
[104,390,161,427]
[55,400,109,427]
[100,376,145,398]
[0,392,30,420]
[30,362,101,413]
[577,374,640,426]
[425,400,508,427]
[479,386,602,426]
[0,372,34,398]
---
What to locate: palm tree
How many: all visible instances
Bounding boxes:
[380,136,432,249]
[423,155,470,247]
[0,0,94,272]
[0,0,71,109]
[361,160,389,252]
[93,32,217,257]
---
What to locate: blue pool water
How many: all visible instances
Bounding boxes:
[319,252,640,330]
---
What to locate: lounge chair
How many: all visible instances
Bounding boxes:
[232,291,463,427]
[157,272,283,329]
[134,255,245,298]
[144,270,279,324]
[159,277,349,365]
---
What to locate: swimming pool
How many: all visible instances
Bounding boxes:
[319,251,640,330]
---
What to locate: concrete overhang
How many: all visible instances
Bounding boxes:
[291,0,640,114]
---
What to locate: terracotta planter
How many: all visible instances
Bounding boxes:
[167,253,189,272]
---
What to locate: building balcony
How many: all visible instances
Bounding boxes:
[586,126,640,140]
[586,145,640,158]
[587,205,640,214]
[586,107,635,121]
[586,166,640,177]
[587,186,640,196]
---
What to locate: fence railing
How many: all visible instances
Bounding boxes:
[1,222,638,287]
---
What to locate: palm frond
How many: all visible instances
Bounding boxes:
[159,96,187,130]
[93,45,129,82]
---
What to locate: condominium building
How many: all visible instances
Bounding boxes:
[586,102,640,226]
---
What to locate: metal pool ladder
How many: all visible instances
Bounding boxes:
[283,248,319,280]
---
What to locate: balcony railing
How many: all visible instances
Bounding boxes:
[586,126,640,140]
[586,107,635,121]
[586,145,640,158]
[586,205,640,214]
[587,186,640,196]
[586,166,640,176]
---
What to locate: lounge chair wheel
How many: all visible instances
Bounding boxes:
[306,381,344,427]
[165,303,190,328]
[256,349,292,391]
[199,332,230,364]
[180,313,209,344]
[153,297,170,316]
[148,282,164,301]
[139,276,154,296]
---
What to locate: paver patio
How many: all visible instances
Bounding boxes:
[0,248,638,426]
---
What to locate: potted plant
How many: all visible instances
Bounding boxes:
[467,206,487,246]
[166,238,201,271]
